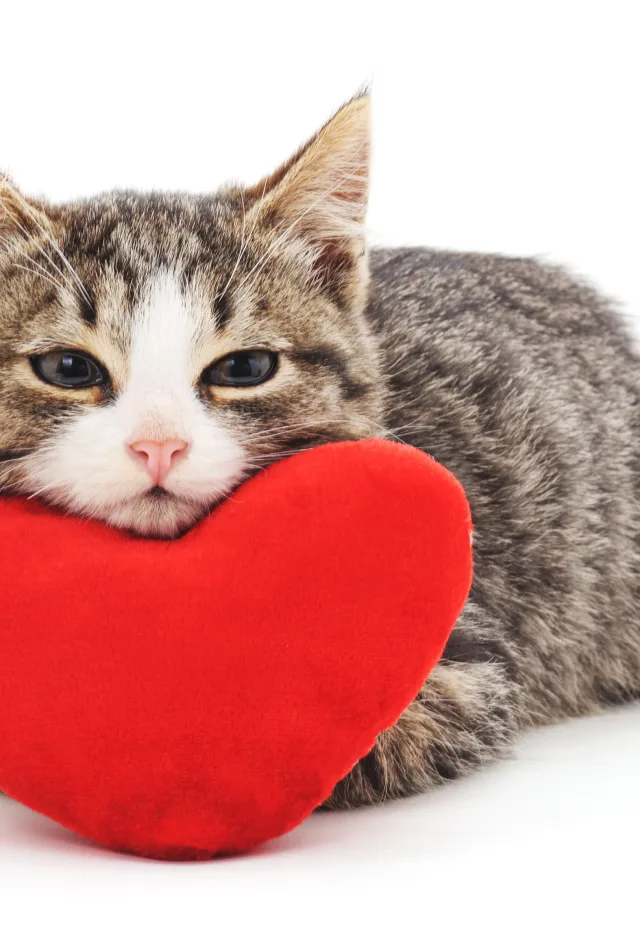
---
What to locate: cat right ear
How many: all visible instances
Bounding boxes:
[241,93,371,310]
[0,175,52,247]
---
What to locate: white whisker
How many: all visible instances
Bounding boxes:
[0,452,35,485]
[238,417,356,444]
[235,141,367,297]
[2,191,92,307]
[0,233,78,304]
[215,176,270,307]
[215,189,247,305]
[239,412,398,446]
[0,210,80,299]
[10,262,77,301]
[26,481,62,501]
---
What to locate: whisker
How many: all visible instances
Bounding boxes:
[26,481,62,501]
[216,176,270,305]
[0,209,79,298]
[235,141,367,297]
[0,233,79,304]
[251,446,325,463]
[238,412,394,441]
[382,422,439,437]
[0,450,37,489]
[215,188,247,304]
[19,204,92,306]
[238,418,360,444]
[10,262,78,300]
[2,191,92,307]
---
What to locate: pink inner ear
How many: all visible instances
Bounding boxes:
[244,95,370,254]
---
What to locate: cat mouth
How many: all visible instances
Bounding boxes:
[107,481,233,538]
[119,487,212,539]
[145,485,171,499]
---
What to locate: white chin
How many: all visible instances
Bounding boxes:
[99,494,213,538]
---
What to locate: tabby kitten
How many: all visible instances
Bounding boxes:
[1,95,639,808]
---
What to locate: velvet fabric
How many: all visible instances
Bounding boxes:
[0,440,472,861]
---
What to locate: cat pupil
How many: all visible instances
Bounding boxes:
[61,355,88,379]
[230,355,254,378]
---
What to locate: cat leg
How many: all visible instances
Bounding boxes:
[323,604,520,808]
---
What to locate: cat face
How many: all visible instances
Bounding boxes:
[0,96,383,536]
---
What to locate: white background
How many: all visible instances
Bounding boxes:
[1,2,639,935]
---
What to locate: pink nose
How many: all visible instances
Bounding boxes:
[128,439,188,487]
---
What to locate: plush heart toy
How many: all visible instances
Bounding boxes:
[0,440,472,861]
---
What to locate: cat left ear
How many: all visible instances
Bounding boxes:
[245,93,370,308]
[0,175,52,247]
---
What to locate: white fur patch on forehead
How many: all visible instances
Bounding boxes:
[129,269,210,391]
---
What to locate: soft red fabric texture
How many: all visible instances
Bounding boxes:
[0,440,472,861]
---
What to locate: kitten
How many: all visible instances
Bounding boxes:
[1,94,639,808]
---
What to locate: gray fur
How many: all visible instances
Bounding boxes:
[2,96,639,808]
[328,247,640,806]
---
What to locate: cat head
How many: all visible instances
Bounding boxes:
[0,94,384,536]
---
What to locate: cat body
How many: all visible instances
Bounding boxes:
[1,95,639,806]
[329,246,640,805]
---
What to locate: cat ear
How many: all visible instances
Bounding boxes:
[245,93,370,307]
[0,175,52,248]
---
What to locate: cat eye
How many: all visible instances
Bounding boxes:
[201,350,278,388]
[31,350,107,389]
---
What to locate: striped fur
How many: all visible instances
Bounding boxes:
[2,95,639,805]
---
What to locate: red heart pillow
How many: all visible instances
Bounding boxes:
[0,440,472,861]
